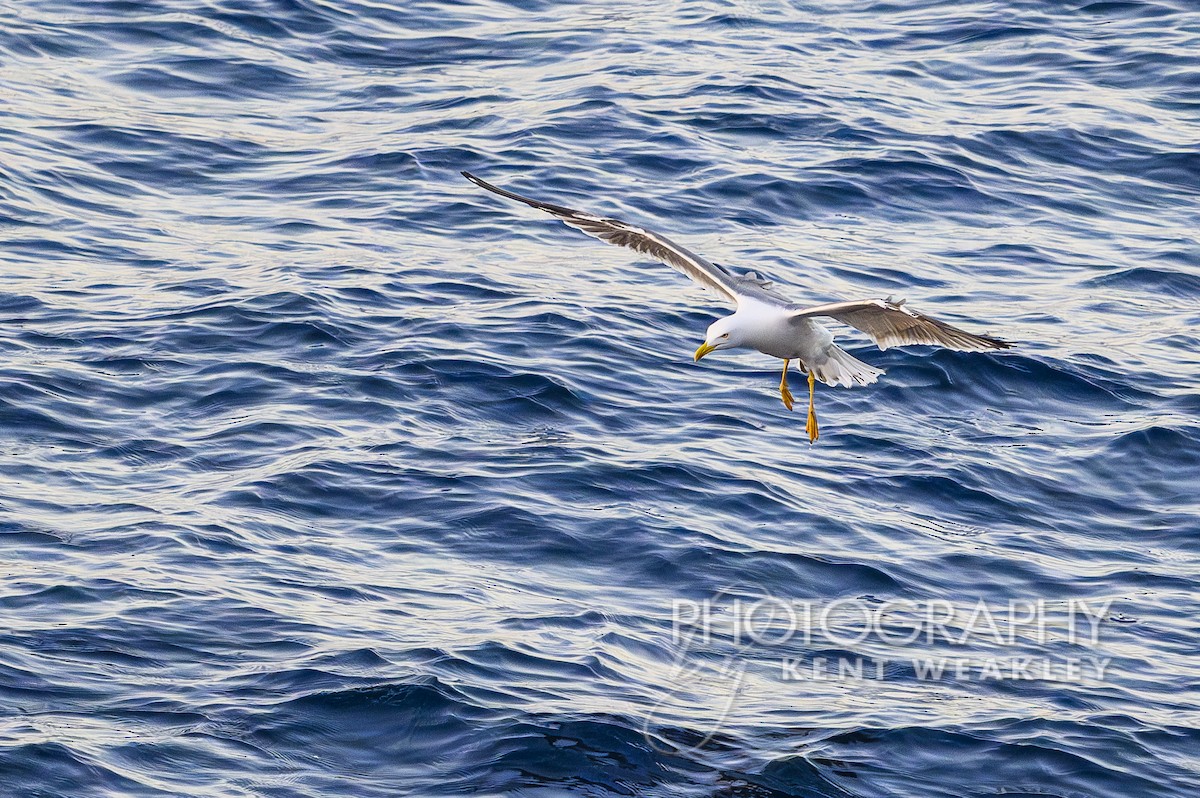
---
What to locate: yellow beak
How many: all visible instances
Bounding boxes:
[694,341,717,362]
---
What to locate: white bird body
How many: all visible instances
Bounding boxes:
[462,171,1010,441]
[708,299,881,388]
[726,298,831,361]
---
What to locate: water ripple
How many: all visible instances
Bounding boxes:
[1,0,1198,795]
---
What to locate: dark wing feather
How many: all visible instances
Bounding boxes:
[463,171,744,305]
[789,298,1011,351]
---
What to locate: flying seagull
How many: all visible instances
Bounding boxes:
[462,171,1010,442]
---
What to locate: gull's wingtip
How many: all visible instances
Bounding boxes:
[463,170,494,190]
[984,335,1015,350]
[462,171,501,193]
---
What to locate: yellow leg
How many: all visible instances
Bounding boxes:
[779,359,795,411]
[805,370,819,443]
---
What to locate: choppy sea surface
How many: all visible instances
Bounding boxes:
[2,1,1199,796]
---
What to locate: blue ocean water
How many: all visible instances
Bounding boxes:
[2,0,1199,795]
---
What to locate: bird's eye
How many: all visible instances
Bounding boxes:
[721,333,730,339]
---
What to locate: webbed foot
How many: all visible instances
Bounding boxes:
[805,370,819,443]
[779,359,795,411]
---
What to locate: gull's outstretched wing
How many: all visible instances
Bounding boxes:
[463,171,744,305]
[789,298,1011,351]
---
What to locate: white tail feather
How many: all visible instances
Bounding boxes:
[810,345,884,388]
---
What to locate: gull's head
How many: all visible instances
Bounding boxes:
[694,316,744,361]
